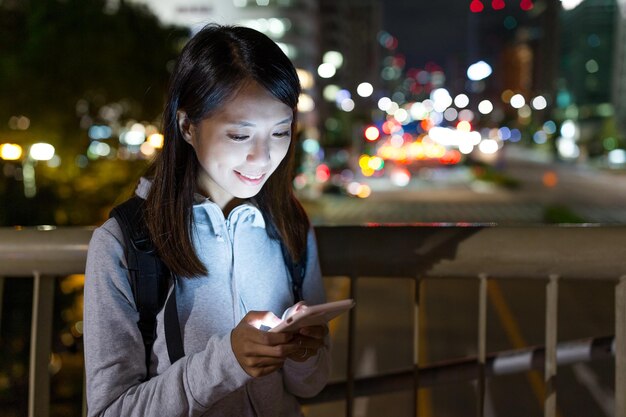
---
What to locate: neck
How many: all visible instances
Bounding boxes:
[222,198,245,217]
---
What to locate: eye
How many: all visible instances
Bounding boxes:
[273,131,291,138]
[227,134,249,141]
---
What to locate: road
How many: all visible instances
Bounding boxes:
[301,149,621,417]
[300,148,626,225]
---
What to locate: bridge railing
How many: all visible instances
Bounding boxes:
[0,224,624,417]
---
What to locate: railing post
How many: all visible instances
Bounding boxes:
[544,274,559,417]
[477,274,488,417]
[83,369,88,417]
[413,277,421,417]
[616,276,626,417]
[0,276,4,333]
[28,272,54,417]
[346,274,357,417]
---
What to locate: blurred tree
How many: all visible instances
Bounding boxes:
[0,0,188,226]
[0,0,185,133]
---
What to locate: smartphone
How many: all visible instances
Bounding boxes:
[268,299,355,333]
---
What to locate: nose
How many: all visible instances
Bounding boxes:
[246,137,270,166]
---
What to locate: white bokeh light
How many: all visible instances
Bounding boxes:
[317,63,336,78]
[323,51,344,68]
[478,100,494,114]
[378,97,391,111]
[467,61,493,81]
[510,94,526,109]
[454,94,469,108]
[561,0,584,10]
[297,93,315,112]
[323,84,340,101]
[478,139,499,154]
[356,82,374,97]
[394,108,409,123]
[531,96,548,110]
[431,88,452,112]
[410,102,428,120]
[560,120,578,138]
[386,102,399,115]
[30,143,55,161]
[340,98,355,112]
[557,137,580,159]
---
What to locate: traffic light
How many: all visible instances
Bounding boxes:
[520,0,534,10]
[469,0,534,12]
[470,0,484,12]
[492,0,505,10]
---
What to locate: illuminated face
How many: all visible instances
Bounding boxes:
[180,82,293,209]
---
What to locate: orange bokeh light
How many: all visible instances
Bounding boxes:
[543,171,558,187]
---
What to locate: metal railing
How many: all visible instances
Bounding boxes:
[0,224,624,417]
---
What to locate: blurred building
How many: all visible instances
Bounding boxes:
[129,0,320,128]
[613,0,626,134]
[558,0,618,149]
[317,0,383,148]
[560,0,616,106]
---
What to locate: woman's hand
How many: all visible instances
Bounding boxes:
[287,324,329,362]
[231,311,300,377]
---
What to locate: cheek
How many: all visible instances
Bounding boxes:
[196,141,235,167]
[271,140,291,166]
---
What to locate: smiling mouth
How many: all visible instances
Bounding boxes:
[235,171,266,185]
[239,172,263,180]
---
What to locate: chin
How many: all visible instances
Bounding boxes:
[234,187,263,199]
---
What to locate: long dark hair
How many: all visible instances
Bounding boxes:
[145,24,309,277]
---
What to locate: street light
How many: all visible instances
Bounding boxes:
[467,61,493,81]
[0,143,23,161]
[23,142,55,198]
[30,143,55,161]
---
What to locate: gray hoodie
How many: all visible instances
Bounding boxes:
[83,179,330,416]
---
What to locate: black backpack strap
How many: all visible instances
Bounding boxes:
[279,240,306,303]
[264,215,307,303]
[164,283,185,363]
[110,196,185,378]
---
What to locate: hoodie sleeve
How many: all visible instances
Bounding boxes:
[282,227,331,398]
[83,219,251,417]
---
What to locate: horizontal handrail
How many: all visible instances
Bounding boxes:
[0,226,93,276]
[2,224,625,280]
[314,224,626,280]
[301,335,615,404]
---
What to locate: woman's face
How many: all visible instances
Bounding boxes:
[180,82,293,209]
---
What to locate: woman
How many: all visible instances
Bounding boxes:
[84,24,330,416]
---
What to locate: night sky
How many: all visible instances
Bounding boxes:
[382,0,470,69]
[381,0,535,71]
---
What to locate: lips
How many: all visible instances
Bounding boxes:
[235,170,266,185]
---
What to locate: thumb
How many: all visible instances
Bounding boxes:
[243,310,282,329]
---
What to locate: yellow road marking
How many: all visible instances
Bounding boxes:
[328,278,352,337]
[418,280,434,417]
[302,278,352,416]
[488,280,563,417]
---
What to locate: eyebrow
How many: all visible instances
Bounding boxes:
[228,117,293,127]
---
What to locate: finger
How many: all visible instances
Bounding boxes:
[243,341,301,358]
[287,345,315,362]
[298,324,329,339]
[242,355,286,369]
[238,322,293,346]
